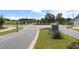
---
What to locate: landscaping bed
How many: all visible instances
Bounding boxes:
[34,28,78,49]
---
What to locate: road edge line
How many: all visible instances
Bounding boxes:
[28,29,39,49]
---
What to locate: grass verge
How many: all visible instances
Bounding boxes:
[0,29,17,36]
[34,28,78,49]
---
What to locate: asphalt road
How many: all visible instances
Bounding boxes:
[0,25,79,49]
[0,27,38,49]
[59,25,79,39]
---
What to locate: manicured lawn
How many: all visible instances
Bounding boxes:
[0,29,17,36]
[34,28,78,49]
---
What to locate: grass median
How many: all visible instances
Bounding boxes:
[34,28,78,49]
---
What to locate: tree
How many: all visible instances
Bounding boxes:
[0,15,5,28]
[56,13,64,24]
[36,20,40,24]
[61,18,66,24]
[66,18,73,25]
[18,18,36,24]
[40,18,46,24]
[5,18,11,21]
[18,18,26,24]
[45,13,55,24]
[66,18,72,22]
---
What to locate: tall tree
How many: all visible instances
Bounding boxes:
[56,13,63,24]
[40,18,46,24]
[5,18,11,21]
[45,13,55,24]
[66,18,73,25]
[0,15,5,28]
[66,18,72,22]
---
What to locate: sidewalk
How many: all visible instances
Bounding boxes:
[0,27,16,32]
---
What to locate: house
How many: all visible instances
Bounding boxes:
[72,14,79,29]
[74,14,79,26]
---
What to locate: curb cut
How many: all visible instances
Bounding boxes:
[28,29,39,49]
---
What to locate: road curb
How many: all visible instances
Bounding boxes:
[28,29,39,49]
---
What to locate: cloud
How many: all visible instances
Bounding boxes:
[31,10,42,13]
[5,16,26,20]
[45,10,79,18]
[5,16,17,20]
[61,10,79,18]
[4,10,79,20]
[31,10,46,15]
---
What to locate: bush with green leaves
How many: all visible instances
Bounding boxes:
[51,31,63,39]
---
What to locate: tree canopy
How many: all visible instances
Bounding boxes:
[45,13,55,24]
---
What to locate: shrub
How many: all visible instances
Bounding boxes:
[51,31,63,39]
[67,41,79,49]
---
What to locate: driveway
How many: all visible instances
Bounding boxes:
[0,27,38,49]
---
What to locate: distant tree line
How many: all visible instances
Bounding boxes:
[18,18,36,24]
[37,13,73,25]
[0,13,73,28]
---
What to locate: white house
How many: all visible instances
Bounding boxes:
[74,14,79,26]
[72,14,79,29]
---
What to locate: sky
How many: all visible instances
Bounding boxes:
[0,10,79,20]
[0,0,79,20]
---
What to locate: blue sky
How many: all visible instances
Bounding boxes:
[0,10,79,20]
